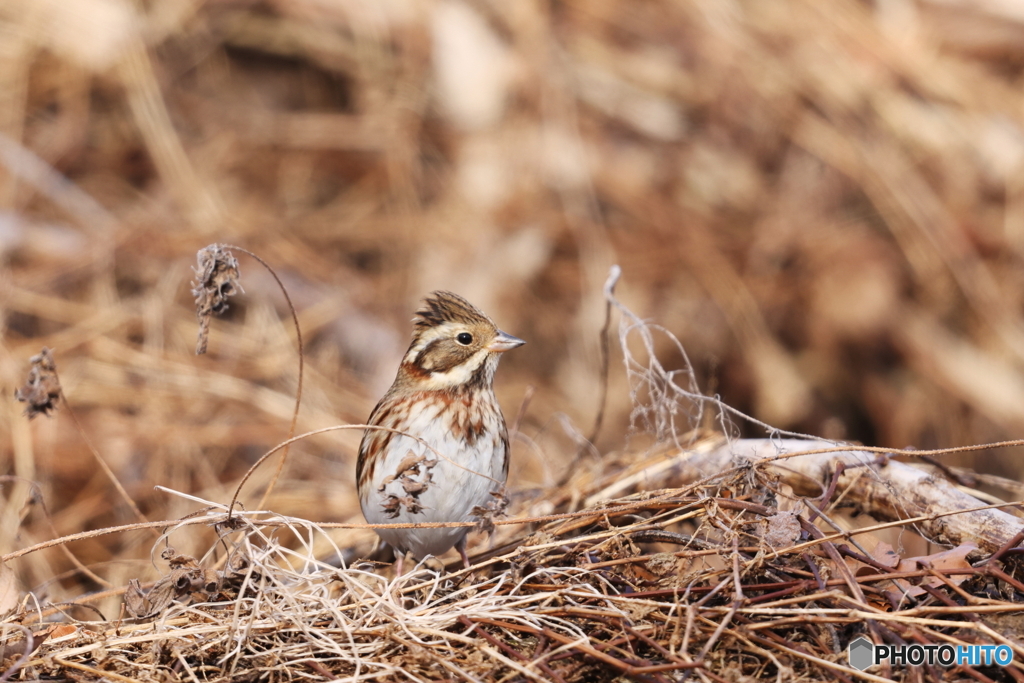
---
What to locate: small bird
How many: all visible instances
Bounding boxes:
[356,291,524,572]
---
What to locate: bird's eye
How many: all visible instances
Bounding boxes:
[456,332,473,345]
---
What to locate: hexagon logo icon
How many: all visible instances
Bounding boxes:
[848,637,874,671]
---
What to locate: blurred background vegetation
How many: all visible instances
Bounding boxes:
[3,0,1024,606]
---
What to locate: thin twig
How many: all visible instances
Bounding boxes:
[0,476,112,588]
[586,265,620,446]
[199,245,305,519]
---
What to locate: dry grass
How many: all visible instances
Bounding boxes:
[5,438,1024,681]
[3,0,1024,680]
[0,273,1021,681]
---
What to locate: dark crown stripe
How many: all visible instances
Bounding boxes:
[414,291,490,329]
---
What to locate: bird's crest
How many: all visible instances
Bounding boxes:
[413,291,491,329]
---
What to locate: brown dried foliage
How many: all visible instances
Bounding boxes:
[2,0,1024,680]
[0,450,1020,682]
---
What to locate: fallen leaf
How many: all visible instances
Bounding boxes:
[763,510,801,549]
[870,542,900,569]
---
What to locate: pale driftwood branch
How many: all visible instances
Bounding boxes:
[596,438,1022,554]
[728,439,1023,553]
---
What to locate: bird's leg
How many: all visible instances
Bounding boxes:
[393,549,405,577]
[456,535,471,570]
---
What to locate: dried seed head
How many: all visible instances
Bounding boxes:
[123,579,150,619]
[125,548,215,618]
[14,347,61,419]
[192,244,243,354]
[471,488,509,536]
[381,494,423,518]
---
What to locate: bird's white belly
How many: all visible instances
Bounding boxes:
[360,401,506,560]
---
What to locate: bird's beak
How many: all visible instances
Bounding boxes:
[487,330,526,353]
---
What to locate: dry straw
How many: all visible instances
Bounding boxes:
[3,263,1024,681]
[4,1,1024,680]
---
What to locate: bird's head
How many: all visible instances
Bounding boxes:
[398,291,524,391]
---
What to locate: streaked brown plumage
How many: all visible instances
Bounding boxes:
[356,291,524,571]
